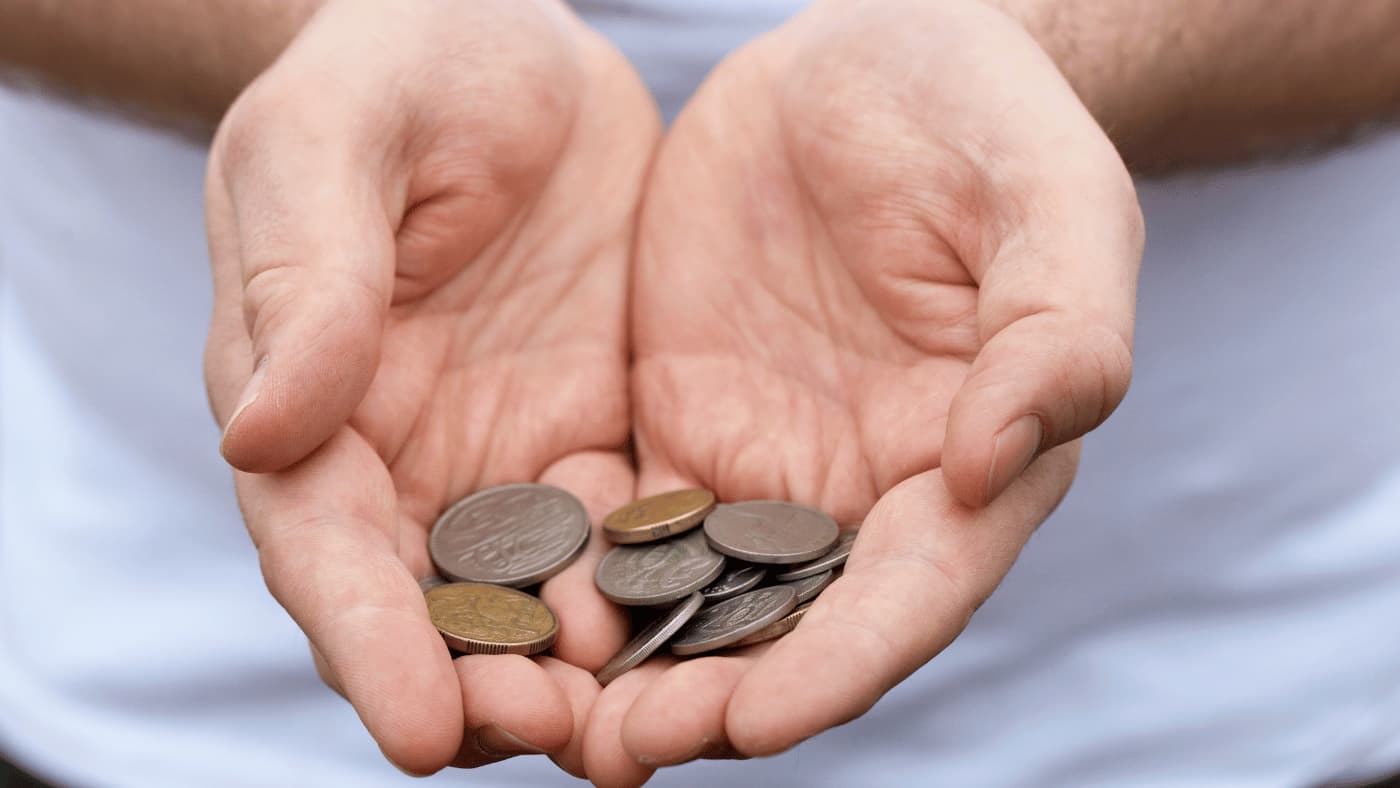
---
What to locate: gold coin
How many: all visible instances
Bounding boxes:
[602,489,717,544]
[425,582,558,656]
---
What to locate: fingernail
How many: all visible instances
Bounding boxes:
[219,357,267,460]
[475,724,547,757]
[985,414,1042,504]
[222,356,268,439]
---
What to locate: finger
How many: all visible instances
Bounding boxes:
[942,107,1143,507]
[538,450,635,671]
[942,308,1134,507]
[620,654,754,766]
[584,664,661,788]
[203,166,255,424]
[237,428,462,775]
[210,78,397,474]
[540,656,603,779]
[724,447,1078,756]
[449,654,572,768]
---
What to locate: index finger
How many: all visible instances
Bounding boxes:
[235,428,463,774]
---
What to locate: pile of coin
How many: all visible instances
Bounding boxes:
[421,484,855,686]
[592,490,853,684]
[422,484,589,656]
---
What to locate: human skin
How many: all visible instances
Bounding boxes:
[990,0,1400,170]
[6,0,1400,782]
[585,1,1141,783]
[202,0,659,776]
[4,0,1397,156]
[585,0,1400,782]
[0,0,318,129]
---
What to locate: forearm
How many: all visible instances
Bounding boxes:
[0,1,320,129]
[993,0,1400,170]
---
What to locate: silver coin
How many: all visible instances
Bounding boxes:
[595,528,725,606]
[730,602,812,648]
[429,484,590,588]
[700,562,767,602]
[703,501,839,565]
[595,592,704,686]
[773,530,858,582]
[782,568,834,604]
[670,585,798,656]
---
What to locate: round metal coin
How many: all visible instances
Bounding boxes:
[595,592,705,686]
[425,582,558,656]
[595,528,725,607]
[429,484,590,588]
[700,563,767,602]
[602,488,716,544]
[703,501,839,565]
[773,529,858,582]
[730,602,812,648]
[782,568,834,604]
[669,585,798,656]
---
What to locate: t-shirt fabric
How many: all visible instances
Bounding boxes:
[2,2,1399,786]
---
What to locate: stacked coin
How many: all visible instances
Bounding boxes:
[594,491,856,685]
[422,484,591,657]
[417,483,856,683]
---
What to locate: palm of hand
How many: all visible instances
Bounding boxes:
[632,52,983,522]
[204,4,659,774]
[588,2,1142,782]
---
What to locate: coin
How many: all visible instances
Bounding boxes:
[424,582,558,656]
[670,585,798,656]
[595,592,704,686]
[782,568,834,604]
[429,484,590,588]
[700,562,767,602]
[602,489,716,544]
[595,528,725,606]
[418,574,448,592]
[773,530,857,581]
[703,501,839,564]
[730,602,812,648]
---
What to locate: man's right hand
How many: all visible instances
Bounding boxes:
[586,1,1142,782]
[203,0,659,775]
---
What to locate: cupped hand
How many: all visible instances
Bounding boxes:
[202,0,659,775]
[585,0,1143,783]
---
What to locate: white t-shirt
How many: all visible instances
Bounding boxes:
[3,3,1399,786]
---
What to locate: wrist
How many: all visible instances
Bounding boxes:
[972,0,1174,167]
[210,2,325,115]
[0,0,323,130]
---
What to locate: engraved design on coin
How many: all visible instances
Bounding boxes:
[595,592,705,686]
[602,488,716,544]
[670,585,798,656]
[425,582,558,655]
[429,484,589,588]
[595,528,725,606]
[703,501,839,564]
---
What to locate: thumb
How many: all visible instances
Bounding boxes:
[942,165,1143,508]
[210,98,396,473]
